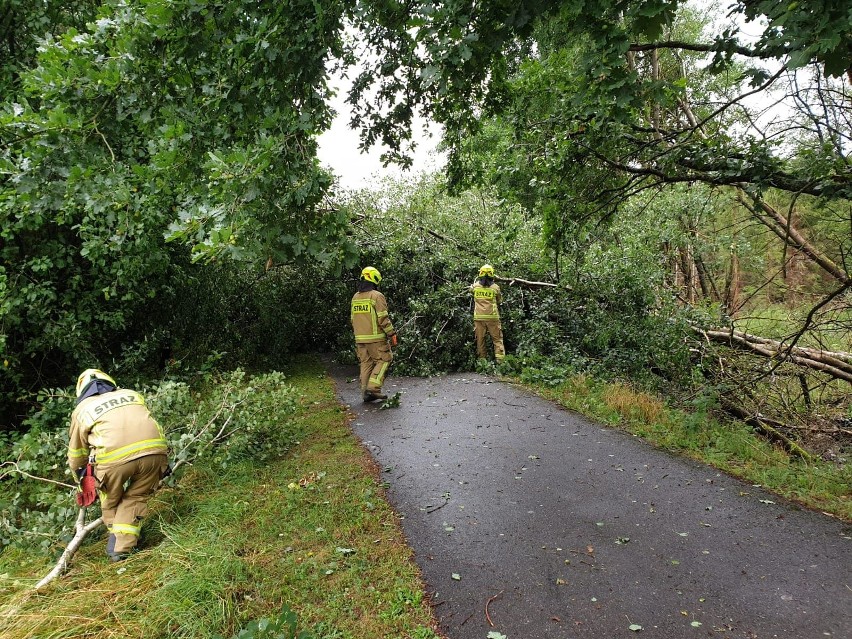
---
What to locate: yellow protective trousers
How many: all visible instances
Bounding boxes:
[96,453,168,554]
[475,320,505,361]
[356,341,393,393]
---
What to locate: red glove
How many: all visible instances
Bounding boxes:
[390,334,399,347]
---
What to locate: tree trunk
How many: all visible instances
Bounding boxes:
[723,246,741,314]
[737,192,849,284]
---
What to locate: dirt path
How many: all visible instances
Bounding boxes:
[327,364,851,639]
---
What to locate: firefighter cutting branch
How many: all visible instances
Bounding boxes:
[470,264,506,362]
[68,369,169,562]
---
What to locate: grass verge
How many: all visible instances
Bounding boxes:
[0,356,441,639]
[511,373,851,521]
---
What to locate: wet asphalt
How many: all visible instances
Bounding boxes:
[326,364,852,639]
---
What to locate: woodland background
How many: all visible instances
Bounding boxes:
[1,0,850,553]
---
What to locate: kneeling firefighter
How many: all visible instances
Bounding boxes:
[68,369,169,561]
[351,266,398,402]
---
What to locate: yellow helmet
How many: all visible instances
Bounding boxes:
[478,264,495,278]
[361,266,382,285]
[75,369,117,397]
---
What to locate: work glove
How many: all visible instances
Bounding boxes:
[75,464,98,507]
[390,334,399,347]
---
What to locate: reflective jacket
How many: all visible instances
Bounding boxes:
[351,289,395,344]
[470,280,502,320]
[68,389,168,472]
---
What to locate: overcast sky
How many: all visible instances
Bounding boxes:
[317,76,444,191]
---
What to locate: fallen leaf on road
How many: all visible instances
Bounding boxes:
[628,624,643,631]
[487,632,507,639]
[451,573,461,581]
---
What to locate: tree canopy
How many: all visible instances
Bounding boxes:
[1,0,849,425]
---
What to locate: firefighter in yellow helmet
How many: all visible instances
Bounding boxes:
[68,369,169,561]
[470,264,505,361]
[351,267,398,402]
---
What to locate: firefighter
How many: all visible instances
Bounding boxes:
[351,266,398,402]
[470,264,505,362]
[68,369,169,562]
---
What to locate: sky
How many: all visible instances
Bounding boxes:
[316,76,445,191]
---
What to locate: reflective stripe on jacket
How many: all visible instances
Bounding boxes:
[68,389,168,472]
[351,290,395,343]
[470,282,502,320]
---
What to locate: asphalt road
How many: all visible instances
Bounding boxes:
[326,364,852,639]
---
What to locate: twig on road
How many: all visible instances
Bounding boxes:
[425,492,450,513]
[486,590,503,627]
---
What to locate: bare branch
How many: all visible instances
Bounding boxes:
[34,510,105,590]
[494,275,572,291]
[0,462,76,490]
[628,40,777,60]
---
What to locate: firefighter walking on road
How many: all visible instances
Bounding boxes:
[470,264,505,362]
[351,266,398,402]
[68,369,169,561]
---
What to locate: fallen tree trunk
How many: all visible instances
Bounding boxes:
[737,192,850,285]
[694,326,852,384]
[719,397,815,462]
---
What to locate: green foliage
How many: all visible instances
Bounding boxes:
[216,606,315,639]
[379,392,402,410]
[0,0,357,425]
[733,0,852,78]
[0,0,101,97]
[0,389,78,551]
[335,176,695,389]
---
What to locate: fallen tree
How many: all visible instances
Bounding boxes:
[693,326,852,385]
